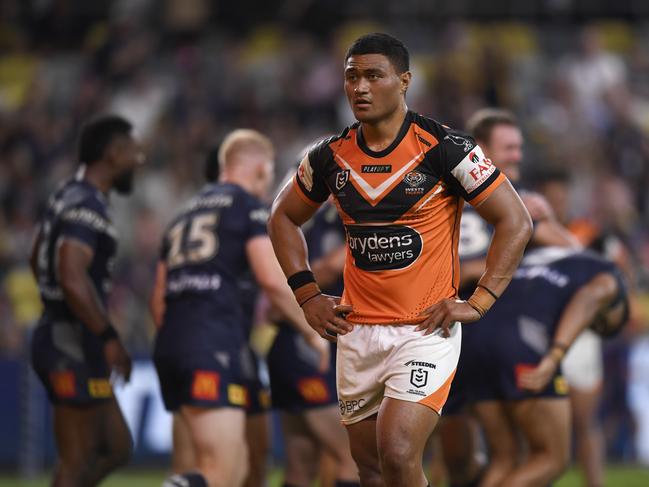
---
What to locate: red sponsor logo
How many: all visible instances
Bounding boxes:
[468,155,494,182]
[191,371,220,401]
[50,371,76,398]
[515,363,536,390]
[298,378,330,403]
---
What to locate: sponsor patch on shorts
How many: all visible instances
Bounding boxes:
[50,370,76,398]
[192,371,219,400]
[88,378,112,398]
[297,377,330,403]
[228,384,248,406]
[554,376,569,395]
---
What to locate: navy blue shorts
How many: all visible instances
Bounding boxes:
[267,325,337,412]
[241,345,271,416]
[154,322,247,412]
[31,318,114,406]
[448,318,568,406]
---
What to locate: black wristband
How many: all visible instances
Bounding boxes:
[98,325,118,343]
[287,270,316,291]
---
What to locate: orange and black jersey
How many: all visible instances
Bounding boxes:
[293,110,507,324]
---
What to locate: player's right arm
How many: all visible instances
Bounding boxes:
[268,179,353,340]
[519,272,621,392]
[57,238,131,381]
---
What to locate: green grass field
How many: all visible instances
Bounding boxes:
[1,466,648,487]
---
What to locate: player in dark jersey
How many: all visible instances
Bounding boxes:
[29,115,144,486]
[268,33,532,487]
[267,164,358,487]
[464,248,628,486]
[149,130,328,487]
[438,108,582,487]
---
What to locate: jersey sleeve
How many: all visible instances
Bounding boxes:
[245,196,270,241]
[292,142,331,207]
[58,200,108,251]
[439,130,506,206]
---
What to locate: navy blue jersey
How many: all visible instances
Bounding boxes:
[302,202,345,296]
[158,183,268,350]
[449,248,625,406]
[35,175,117,322]
[486,248,620,337]
[238,274,258,341]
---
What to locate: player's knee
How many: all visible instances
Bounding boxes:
[379,440,418,477]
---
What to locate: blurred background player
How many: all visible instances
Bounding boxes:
[269,33,532,487]
[267,164,358,487]
[466,246,629,487]
[149,146,273,487]
[149,129,328,487]
[29,115,144,486]
[534,167,638,487]
[438,108,580,487]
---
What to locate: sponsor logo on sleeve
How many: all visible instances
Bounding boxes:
[451,146,497,193]
[346,225,423,271]
[444,133,474,152]
[297,156,314,192]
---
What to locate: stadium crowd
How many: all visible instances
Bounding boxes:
[2,0,649,468]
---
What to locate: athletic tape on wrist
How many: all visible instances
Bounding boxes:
[294,282,322,307]
[467,286,498,318]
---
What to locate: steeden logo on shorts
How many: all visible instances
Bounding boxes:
[346,224,423,271]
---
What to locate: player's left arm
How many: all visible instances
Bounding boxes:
[149,261,167,329]
[519,272,620,392]
[418,180,532,335]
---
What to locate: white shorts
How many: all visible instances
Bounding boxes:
[336,322,461,425]
[561,329,603,391]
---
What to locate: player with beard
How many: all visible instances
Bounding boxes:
[29,115,144,486]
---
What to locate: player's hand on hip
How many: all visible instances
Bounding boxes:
[416,298,481,337]
[302,293,353,342]
[103,338,133,383]
[304,333,331,373]
[518,355,558,393]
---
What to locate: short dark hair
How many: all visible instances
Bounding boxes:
[79,115,133,165]
[204,145,220,183]
[345,33,409,74]
[466,108,518,145]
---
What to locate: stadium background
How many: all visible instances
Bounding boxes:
[1,0,649,485]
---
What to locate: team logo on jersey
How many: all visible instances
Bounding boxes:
[404,171,426,188]
[335,170,350,190]
[445,133,474,152]
[346,224,423,271]
[410,368,429,388]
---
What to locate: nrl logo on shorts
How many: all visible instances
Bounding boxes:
[445,134,474,152]
[410,368,428,388]
[335,169,350,190]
